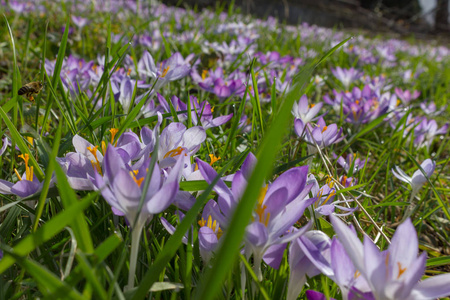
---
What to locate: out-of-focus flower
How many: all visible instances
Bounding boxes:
[138,51,192,91]
[392,159,435,197]
[71,16,89,29]
[331,67,362,90]
[419,101,447,117]
[292,95,323,125]
[395,88,420,106]
[157,94,233,129]
[330,215,450,300]
[294,229,373,300]
[305,290,337,300]
[413,118,448,150]
[335,153,366,175]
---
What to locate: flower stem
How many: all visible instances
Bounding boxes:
[125,222,145,292]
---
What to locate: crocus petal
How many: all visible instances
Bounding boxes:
[241,152,257,179]
[0,179,14,194]
[363,236,387,293]
[298,232,334,278]
[182,126,206,153]
[305,290,336,300]
[145,181,178,214]
[196,158,234,216]
[269,197,315,239]
[11,180,41,197]
[246,222,268,247]
[264,165,308,209]
[407,273,450,300]
[329,215,365,276]
[262,243,286,269]
[388,218,418,272]
[73,134,104,162]
[199,226,219,252]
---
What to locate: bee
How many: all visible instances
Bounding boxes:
[196,51,223,74]
[18,81,44,102]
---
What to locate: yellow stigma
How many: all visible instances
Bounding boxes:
[110,128,119,145]
[18,154,34,181]
[202,69,208,81]
[210,106,214,113]
[163,146,186,159]
[310,103,315,108]
[255,185,270,226]
[127,68,132,76]
[129,170,144,187]
[397,262,407,279]
[198,215,223,239]
[161,66,170,78]
[87,146,102,175]
[209,154,220,166]
[321,126,328,133]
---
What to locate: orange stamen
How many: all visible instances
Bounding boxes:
[209,154,220,166]
[163,146,186,159]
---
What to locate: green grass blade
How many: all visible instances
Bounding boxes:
[54,162,94,253]
[0,192,96,274]
[194,37,352,300]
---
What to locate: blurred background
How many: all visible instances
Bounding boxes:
[165,0,450,39]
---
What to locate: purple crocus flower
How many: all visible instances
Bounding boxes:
[287,231,331,300]
[292,95,323,125]
[331,67,362,90]
[335,153,366,175]
[161,199,223,264]
[419,101,447,117]
[293,230,373,300]
[197,153,315,280]
[71,16,89,29]
[394,88,420,106]
[0,154,46,198]
[305,290,337,300]
[413,118,448,150]
[92,145,184,291]
[294,117,344,155]
[330,215,450,300]
[307,175,357,217]
[157,94,233,129]
[9,1,26,13]
[59,126,156,190]
[392,159,435,197]
[158,122,206,177]
[137,51,191,91]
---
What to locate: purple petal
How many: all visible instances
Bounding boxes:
[262,243,286,269]
[329,215,365,276]
[11,180,41,197]
[199,226,219,252]
[246,222,268,247]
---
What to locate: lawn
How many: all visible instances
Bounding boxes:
[0,1,449,299]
